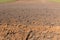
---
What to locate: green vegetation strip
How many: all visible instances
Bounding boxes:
[49,0,60,2]
[0,0,16,3]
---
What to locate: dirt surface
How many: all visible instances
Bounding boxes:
[0,0,60,40]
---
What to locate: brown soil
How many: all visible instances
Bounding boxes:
[0,0,60,40]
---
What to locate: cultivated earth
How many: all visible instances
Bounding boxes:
[0,0,60,40]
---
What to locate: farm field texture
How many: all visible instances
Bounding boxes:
[0,0,60,40]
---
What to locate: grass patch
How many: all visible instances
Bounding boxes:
[0,0,16,3]
[49,0,60,2]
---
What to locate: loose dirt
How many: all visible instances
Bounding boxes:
[0,0,60,40]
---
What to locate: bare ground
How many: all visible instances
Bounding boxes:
[0,1,60,40]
